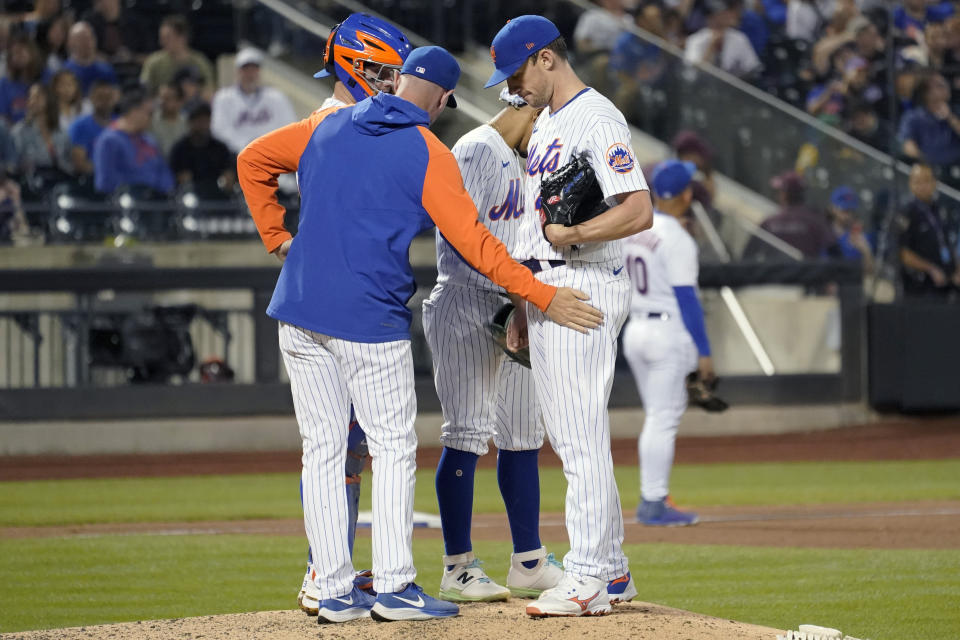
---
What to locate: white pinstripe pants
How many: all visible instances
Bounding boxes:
[279,322,417,598]
[422,283,543,456]
[526,260,630,582]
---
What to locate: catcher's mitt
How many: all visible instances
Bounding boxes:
[686,372,729,412]
[538,153,608,239]
[486,303,531,369]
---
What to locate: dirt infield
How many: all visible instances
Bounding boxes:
[3,417,959,481]
[0,601,785,640]
[3,501,959,550]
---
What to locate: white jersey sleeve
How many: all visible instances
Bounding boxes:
[662,223,699,287]
[583,114,649,203]
[452,136,498,213]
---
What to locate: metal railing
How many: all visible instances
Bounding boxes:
[0,262,864,420]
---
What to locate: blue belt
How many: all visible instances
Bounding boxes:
[521,259,565,274]
[647,311,669,320]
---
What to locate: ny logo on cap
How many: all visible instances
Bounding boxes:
[490,45,497,62]
[416,66,425,73]
[525,42,535,49]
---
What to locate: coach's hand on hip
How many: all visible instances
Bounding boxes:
[272,239,292,263]
[545,288,604,333]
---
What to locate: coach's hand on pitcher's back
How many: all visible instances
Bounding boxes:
[545,287,603,333]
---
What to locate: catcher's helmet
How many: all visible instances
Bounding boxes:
[314,13,412,103]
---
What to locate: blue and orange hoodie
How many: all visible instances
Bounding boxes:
[238,92,556,342]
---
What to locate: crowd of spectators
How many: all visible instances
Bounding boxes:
[572,0,960,297]
[582,0,960,185]
[0,1,293,244]
[644,125,960,297]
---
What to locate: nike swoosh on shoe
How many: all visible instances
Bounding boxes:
[393,594,425,608]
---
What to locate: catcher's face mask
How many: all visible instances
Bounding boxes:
[355,59,403,95]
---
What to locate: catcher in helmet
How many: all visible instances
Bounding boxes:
[313,13,413,105]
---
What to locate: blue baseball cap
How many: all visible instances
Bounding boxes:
[401,46,459,108]
[651,160,697,199]
[830,186,859,210]
[485,15,561,88]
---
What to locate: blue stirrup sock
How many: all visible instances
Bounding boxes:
[497,448,542,568]
[435,447,479,563]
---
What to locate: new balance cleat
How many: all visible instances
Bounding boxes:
[371,583,459,621]
[316,586,375,623]
[439,552,510,602]
[636,497,699,526]
[506,546,564,598]
[526,574,611,617]
[607,571,638,604]
[298,568,320,615]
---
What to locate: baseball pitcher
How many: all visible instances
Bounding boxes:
[485,15,653,618]
[422,88,562,603]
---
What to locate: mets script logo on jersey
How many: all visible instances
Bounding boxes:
[606,143,634,173]
[488,179,525,221]
[526,139,563,177]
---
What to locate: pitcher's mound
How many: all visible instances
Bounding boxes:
[3,601,784,640]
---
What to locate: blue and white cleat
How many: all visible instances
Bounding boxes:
[606,571,638,604]
[316,585,375,623]
[636,497,699,526]
[371,583,459,621]
[354,569,375,595]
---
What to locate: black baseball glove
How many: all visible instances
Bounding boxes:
[686,372,729,412]
[486,303,531,369]
[538,152,609,239]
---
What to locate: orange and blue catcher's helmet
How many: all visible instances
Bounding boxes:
[314,13,413,103]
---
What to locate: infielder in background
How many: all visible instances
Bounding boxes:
[622,160,713,527]
[294,12,413,616]
[485,15,653,617]
[239,45,603,623]
[422,89,562,603]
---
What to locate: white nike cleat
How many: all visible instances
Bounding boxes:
[506,546,564,598]
[526,574,611,618]
[298,567,320,616]
[438,551,510,602]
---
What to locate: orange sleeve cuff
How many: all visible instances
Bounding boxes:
[418,127,557,312]
[237,107,343,253]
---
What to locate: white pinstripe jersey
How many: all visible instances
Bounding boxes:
[516,88,649,263]
[623,211,699,319]
[435,124,525,293]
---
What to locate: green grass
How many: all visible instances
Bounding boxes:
[0,534,305,633]
[1,459,958,637]
[1,535,957,639]
[3,459,959,527]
